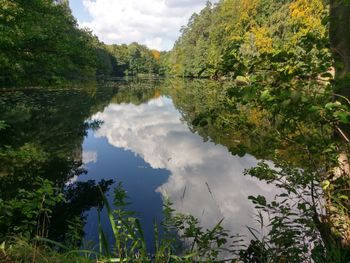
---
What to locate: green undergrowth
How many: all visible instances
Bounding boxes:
[1,176,349,262]
[0,181,240,263]
[0,238,93,263]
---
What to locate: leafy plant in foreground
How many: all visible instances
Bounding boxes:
[0,178,65,241]
[96,183,240,262]
[240,160,350,263]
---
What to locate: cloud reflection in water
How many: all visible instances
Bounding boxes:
[92,96,275,237]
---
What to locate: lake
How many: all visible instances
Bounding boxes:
[0,79,275,252]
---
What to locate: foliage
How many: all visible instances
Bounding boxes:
[0,179,239,262]
[165,0,350,259]
[163,205,238,262]
[0,178,65,241]
[0,0,163,87]
[0,121,8,130]
[167,0,329,79]
[106,42,162,76]
[95,183,238,262]
[168,76,350,260]
[0,238,93,263]
[0,77,349,261]
[1,0,350,261]
[244,162,327,262]
[0,0,100,86]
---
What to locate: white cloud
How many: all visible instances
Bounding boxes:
[80,0,218,50]
[91,96,278,242]
[83,150,98,165]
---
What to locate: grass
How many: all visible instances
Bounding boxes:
[7,184,235,262]
[0,238,94,263]
[5,180,344,262]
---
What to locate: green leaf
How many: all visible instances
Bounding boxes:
[184,252,198,259]
[334,111,350,123]
[0,242,5,252]
[321,180,330,190]
[325,101,341,110]
[338,195,349,200]
[260,90,273,102]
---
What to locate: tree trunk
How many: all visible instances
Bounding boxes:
[328,0,350,250]
[330,0,350,97]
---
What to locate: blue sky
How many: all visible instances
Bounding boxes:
[68,0,217,50]
[69,1,91,22]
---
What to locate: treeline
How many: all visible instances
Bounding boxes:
[103,43,167,77]
[0,0,163,87]
[166,0,329,80]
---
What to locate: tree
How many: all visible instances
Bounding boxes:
[330,0,350,97]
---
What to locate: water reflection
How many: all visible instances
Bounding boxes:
[83,151,98,165]
[0,81,277,251]
[90,95,276,238]
[0,86,119,244]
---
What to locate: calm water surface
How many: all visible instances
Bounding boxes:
[0,79,275,250]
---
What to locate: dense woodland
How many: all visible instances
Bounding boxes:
[167,0,329,78]
[1,0,350,262]
[0,0,163,86]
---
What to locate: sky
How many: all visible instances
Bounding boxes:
[69,0,217,51]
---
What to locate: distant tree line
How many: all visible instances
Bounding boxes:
[103,42,166,77]
[0,0,163,87]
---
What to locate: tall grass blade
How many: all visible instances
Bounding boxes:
[33,237,69,251]
[153,220,159,254]
[98,186,120,250]
[136,218,148,258]
[98,207,111,257]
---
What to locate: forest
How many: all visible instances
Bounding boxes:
[0,0,163,86]
[1,0,350,262]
